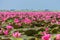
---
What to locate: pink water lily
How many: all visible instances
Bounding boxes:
[51,19,56,23]
[56,34,60,40]
[42,34,51,40]
[14,18,20,23]
[12,32,21,38]
[6,25,13,29]
[17,23,22,26]
[45,16,51,20]
[3,30,9,35]
[56,21,60,25]
[23,18,32,24]
[2,17,7,21]
[0,30,3,34]
[45,28,49,31]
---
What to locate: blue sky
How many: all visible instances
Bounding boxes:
[0,0,60,10]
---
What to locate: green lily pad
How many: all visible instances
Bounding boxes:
[11,37,23,40]
[16,38,23,40]
[7,19,13,23]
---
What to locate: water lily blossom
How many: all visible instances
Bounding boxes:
[12,32,22,38]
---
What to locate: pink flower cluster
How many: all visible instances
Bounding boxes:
[0,25,21,38]
[42,34,60,40]
[41,28,60,40]
[0,12,60,24]
[0,12,60,39]
[0,12,60,25]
